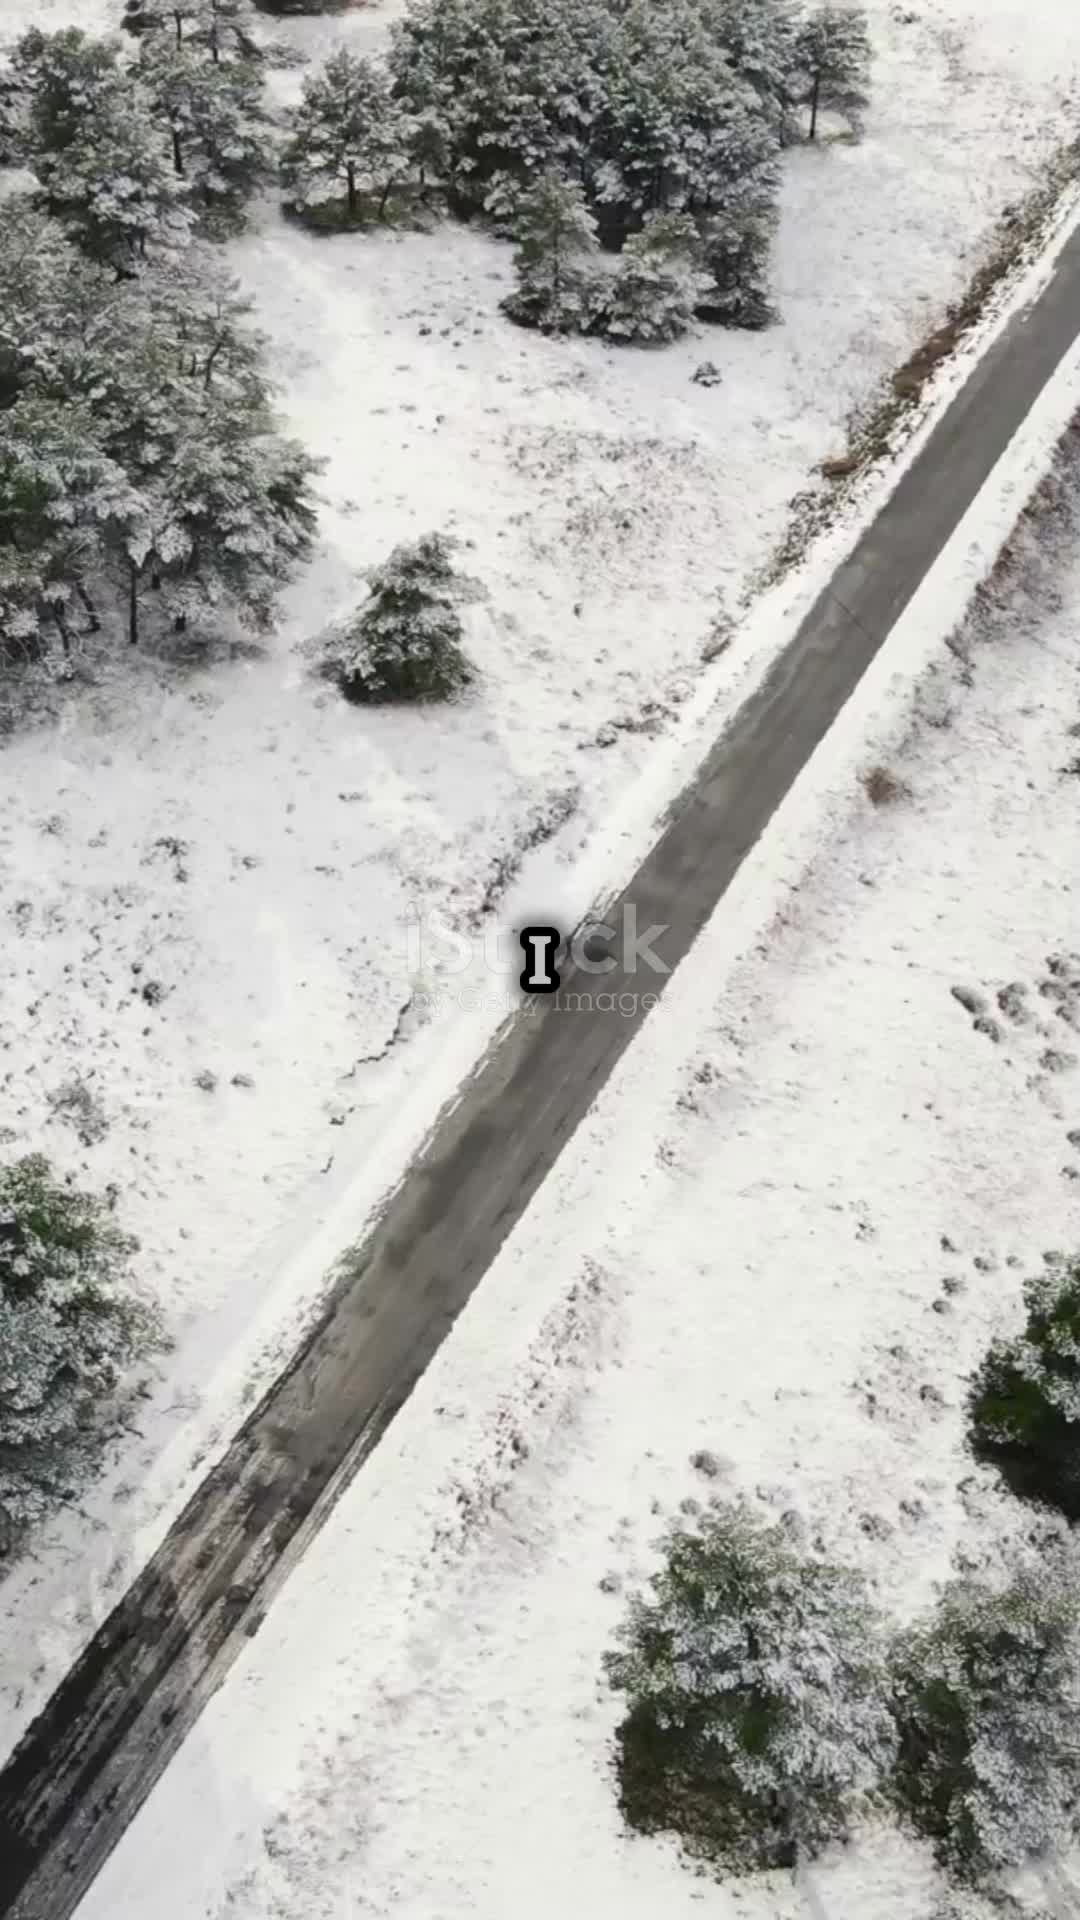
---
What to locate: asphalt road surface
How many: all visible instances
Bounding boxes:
[4,222,1080,1920]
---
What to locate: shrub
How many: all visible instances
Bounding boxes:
[860,764,910,807]
[891,1553,1080,1879]
[321,532,474,704]
[0,1155,161,1551]
[605,1500,895,1871]
[967,1255,1080,1520]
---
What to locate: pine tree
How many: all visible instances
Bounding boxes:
[389,0,612,216]
[699,0,802,138]
[0,399,131,663]
[281,49,412,223]
[601,212,708,344]
[605,1501,896,1871]
[794,3,872,141]
[0,1155,160,1548]
[322,533,474,704]
[139,392,318,639]
[45,80,195,270]
[140,38,268,212]
[891,1551,1080,1879]
[502,175,603,333]
[10,27,124,164]
[123,0,261,65]
[967,1254,1080,1520]
[697,159,780,328]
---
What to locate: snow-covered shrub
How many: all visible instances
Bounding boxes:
[605,1500,896,1871]
[322,533,474,704]
[891,1552,1080,1880]
[967,1256,1080,1520]
[793,3,872,140]
[0,1155,161,1552]
[281,48,412,223]
[601,213,709,345]
[501,176,605,334]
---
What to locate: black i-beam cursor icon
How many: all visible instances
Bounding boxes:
[519,926,561,994]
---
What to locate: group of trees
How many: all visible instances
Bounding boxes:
[278,0,872,340]
[8,7,272,263]
[610,1252,1080,1890]
[0,17,319,671]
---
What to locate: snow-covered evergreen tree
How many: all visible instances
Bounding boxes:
[0,208,315,655]
[967,1254,1080,1521]
[699,0,802,139]
[140,37,268,212]
[596,3,776,244]
[10,27,124,164]
[602,212,708,344]
[793,3,872,140]
[86,299,318,645]
[502,175,603,333]
[605,1501,896,1871]
[698,160,780,327]
[45,80,195,270]
[123,0,261,65]
[891,1550,1080,1879]
[322,533,474,704]
[281,49,412,222]
[0,399,131,663]
[131,389,318,641]
[0,1155,160,1550]
[389,0,615,216]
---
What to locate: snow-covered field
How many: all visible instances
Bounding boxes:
[76,288,1080,1920]
[2,0,1080,1772]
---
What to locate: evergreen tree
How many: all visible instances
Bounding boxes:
[281,49,412,222]
[502,175,603,333]
[699,0,802,139]
[0,399,130,662]
[123,0,261,66]
[605,1501,896,1871]
[794,3,872,141]
[136,391,318,641]
[967,1254,1080,1520]
[602,212,708,344]
[891,1553,1080,1879]
[140,38,268,211]
[390,0,619,215]
[322,533,474,704]
[10,27,124,164]
[45,81,194,270]
[697,160,779,328]
[596,3,776,243]
[0,1155,160,1547]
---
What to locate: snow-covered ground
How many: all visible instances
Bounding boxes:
[2,0,1080,1769]
[75,281,1080,1920]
